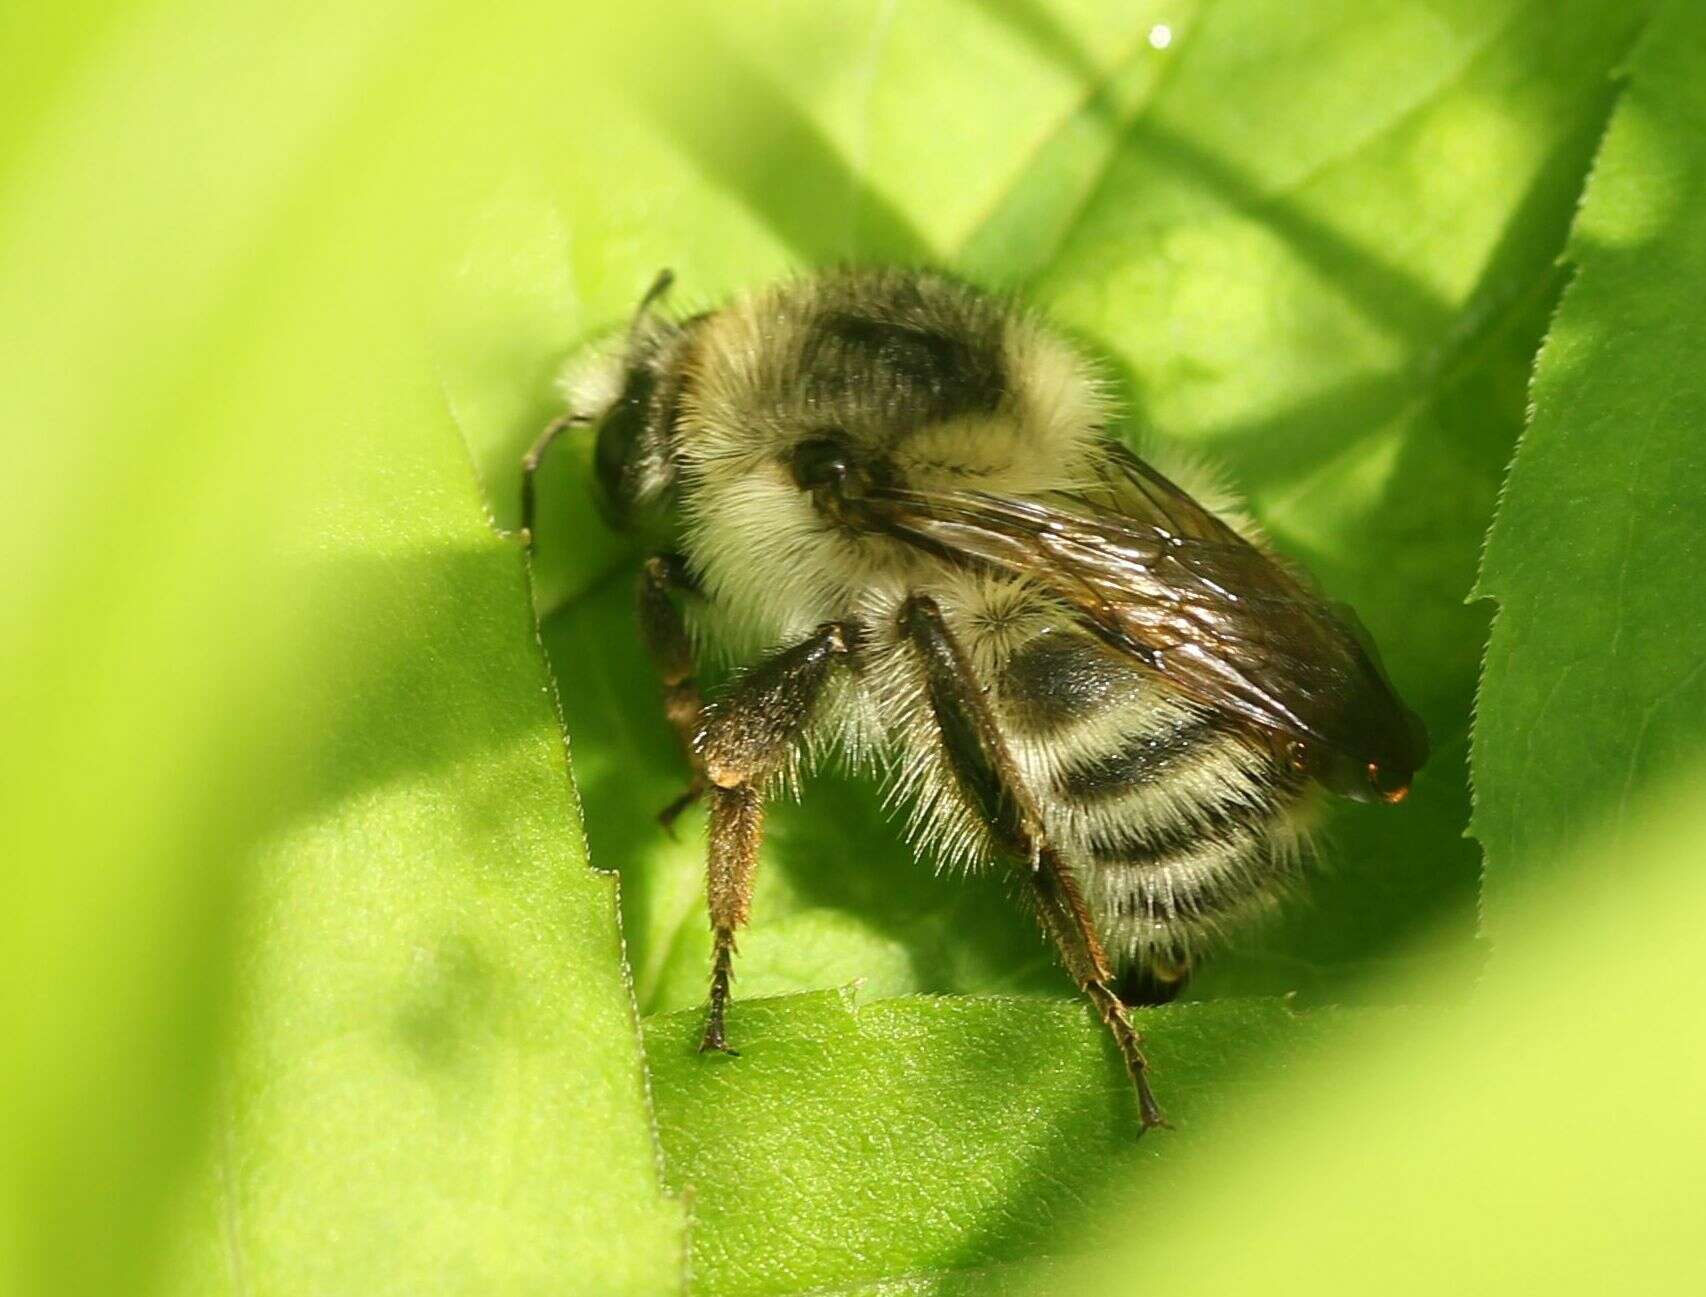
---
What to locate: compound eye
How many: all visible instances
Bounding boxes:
[792,437,851,492]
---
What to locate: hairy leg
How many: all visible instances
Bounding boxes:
[693,622,854,1053]
[518,414,591,548]
[899,595,1169,1131]
[701,784,761,1053]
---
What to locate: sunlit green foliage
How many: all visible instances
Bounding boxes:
[3,2,1701,1295]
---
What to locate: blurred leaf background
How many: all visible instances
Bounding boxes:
[2,1,1702,1295]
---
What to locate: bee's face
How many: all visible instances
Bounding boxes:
[559,309,692,535]
[588,365,648,527]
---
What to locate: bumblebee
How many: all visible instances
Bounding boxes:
[523,268,1427,1129]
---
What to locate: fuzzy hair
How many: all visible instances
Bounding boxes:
[566,268,1318,969]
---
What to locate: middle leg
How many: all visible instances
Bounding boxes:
[899,596,1169,1130]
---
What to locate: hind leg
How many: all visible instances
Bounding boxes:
[898,595,1169,1131]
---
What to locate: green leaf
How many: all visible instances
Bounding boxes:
[1049,763,1706,1297]
[1014,0,1652,994]
[162,513,686,1292]
[1472,0,1706,938]
[643,994,1354,1297]
[544,0,1646,1033]
[528,3,1648,1291]
[2,4,686,1295]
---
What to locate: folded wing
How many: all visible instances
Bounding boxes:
[850,448,1428,800]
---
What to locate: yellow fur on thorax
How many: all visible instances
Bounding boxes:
[673,289,1113,662]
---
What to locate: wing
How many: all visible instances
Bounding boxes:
[848,449,1428,801]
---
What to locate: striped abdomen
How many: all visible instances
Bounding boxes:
[996,627,1313,967]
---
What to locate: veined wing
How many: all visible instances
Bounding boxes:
[849,455,1427,801]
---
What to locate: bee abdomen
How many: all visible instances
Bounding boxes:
[997,631,1308,961]
[1081,784,1288,868]
[998,630,1149,738]
[1053,713,1228,800]
[1058,733,1308,960]
[1073,772,1307,960]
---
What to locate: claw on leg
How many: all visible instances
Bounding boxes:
[658,780,705,836]
[1087,981,1171,1132]
[699,927,740,1055]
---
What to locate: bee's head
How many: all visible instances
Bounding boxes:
[555,271,691,532]
[586,358,662,530]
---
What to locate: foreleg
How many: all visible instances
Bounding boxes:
[518,414,590,548]
[637,554,709,827]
